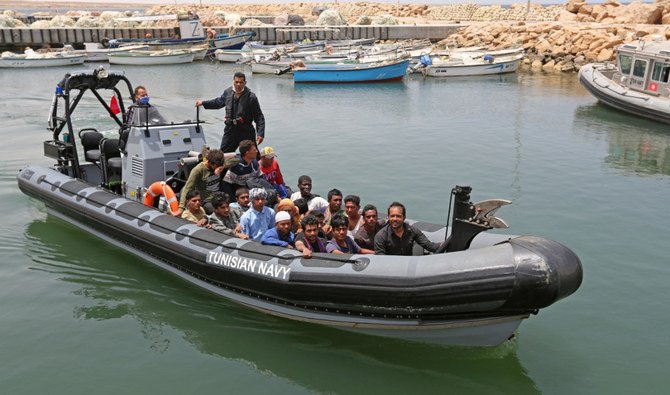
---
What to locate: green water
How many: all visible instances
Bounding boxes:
[1,62,668,394]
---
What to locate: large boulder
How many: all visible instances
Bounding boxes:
[287,14,305,26]
[74,16,102,28]
[565,0,586,13]
[312,6,328,17]
[354,16,372,25]
[50,15,76,27]
[611,2,664,24]
[225,13,242,26]
[316,9,347,26]
[0,14,24,27]
[371,14,398,25]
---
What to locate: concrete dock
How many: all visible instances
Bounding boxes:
[0,24,462,50]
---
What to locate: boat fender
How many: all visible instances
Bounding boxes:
[483,55,494,63]
[143,181,179,215]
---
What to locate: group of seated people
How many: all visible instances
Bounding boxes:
[177,142,442,257]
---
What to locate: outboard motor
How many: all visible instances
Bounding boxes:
[420,54,433,67]
[442,186,510,252]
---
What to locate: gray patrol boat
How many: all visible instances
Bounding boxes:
[17,68,582,347]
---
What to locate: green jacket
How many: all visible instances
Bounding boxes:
[179,162,220,209]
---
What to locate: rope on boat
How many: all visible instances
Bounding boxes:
[43,178,363,266]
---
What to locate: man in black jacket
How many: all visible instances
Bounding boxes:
[196,72,265,153]
[374,202,441,256]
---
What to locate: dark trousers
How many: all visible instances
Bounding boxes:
[220,127,256,154]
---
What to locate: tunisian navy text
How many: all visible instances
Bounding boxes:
[206,251,290,281]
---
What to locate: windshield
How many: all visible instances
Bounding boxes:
[128,105,168,126]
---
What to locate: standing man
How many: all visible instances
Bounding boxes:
[195,72,265,153]
[374,202,441,256]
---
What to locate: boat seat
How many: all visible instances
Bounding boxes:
[78,128,104,163]
[99,137,122,191]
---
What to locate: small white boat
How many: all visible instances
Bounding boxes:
[83,43,149,62]
[413,52,523,77]
[579,40,670,124]
[251,59,292,74]
[0,50,85,68]
[108,49,195,65]
[214,48,252,63]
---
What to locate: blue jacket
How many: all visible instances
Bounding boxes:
[261,227,295,247]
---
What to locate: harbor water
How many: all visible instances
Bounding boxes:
[0,62,668,394]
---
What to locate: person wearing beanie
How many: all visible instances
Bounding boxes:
[261,211,295,247]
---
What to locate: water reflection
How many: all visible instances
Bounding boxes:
[574,104,670,176]
[25,216,539,394]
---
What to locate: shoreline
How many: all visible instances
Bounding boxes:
[3,1,670,72]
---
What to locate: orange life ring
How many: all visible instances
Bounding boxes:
[143,181,179,215]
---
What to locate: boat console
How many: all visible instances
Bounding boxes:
[45,67,208,205]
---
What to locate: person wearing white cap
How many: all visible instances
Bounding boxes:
[261,211,295,248]
[239,188,275,242]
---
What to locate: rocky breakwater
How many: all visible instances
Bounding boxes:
[443,0,670,72]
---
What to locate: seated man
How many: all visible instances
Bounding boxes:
[221,139,262,198]
[295,215,327,258]
[374,202,441,256]
[126,85,166,126]
[208,192,248,239]
[230,187,251,212]
[344,195,364,237]
[259,146,289,199]
[326,215,373,255]
[275,198,301,234]
[178,148,225,216]
[322,188,343,238]
[306,209,327,239]
[289,175,328,213]
[239,188,275,242]
[354,204,384,250]
[181,190,208,227]
[261,211,295,248]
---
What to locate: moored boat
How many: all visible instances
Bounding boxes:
[83,43,149,62]
[16,69,582,347]
[0,50,85,68]
[107,49,195,65]
[413,52,523,77]
[106,13,253,54]
[293,59,411,83]
[579,40,670,124]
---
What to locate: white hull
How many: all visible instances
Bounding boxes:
[251,61,291,74]
[108,51,195,65]
[0,54,85,68]
[215,49,251,63]
[423,56,522,77]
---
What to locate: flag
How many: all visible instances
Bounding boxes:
[109,95,120,115]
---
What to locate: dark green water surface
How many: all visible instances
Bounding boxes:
[1,62,668,394]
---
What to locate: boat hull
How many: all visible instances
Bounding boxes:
[17,165,582,346]
[424,57,521,77]
[578,63,670,124]
[293,60,410,83]
[108,52,195,65]
[0,55,86,68]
